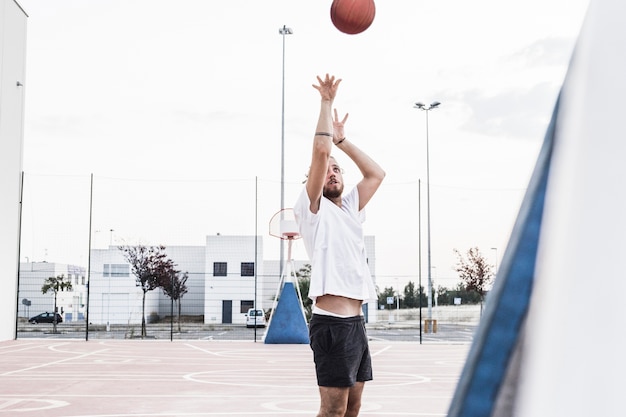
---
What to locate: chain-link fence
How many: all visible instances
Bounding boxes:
[16,173,500,342]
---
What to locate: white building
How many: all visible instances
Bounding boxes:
[87,234,379,326]
[17,262,87,322]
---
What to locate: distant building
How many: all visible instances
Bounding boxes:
[17,262,87,322]
[21,234,378,326]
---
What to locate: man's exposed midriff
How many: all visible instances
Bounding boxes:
[315,294,363,316]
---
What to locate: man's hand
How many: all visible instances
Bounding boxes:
[333,108,348,144]
[312,73,342,102]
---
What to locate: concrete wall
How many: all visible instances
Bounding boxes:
[0,0,27,341]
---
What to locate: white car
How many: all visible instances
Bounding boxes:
[245,308,266,328]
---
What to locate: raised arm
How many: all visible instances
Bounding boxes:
[332,109,386,210]
[306,74,342,213]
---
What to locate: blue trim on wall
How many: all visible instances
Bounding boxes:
[447,93,561,417]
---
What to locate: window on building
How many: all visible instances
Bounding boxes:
[241,262,255,277]
[213,262,227,277]
[103,264,130,277]
[241,300,254,313]
[111,264,129,277]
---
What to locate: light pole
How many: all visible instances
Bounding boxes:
[414,101,441,320]
[107,228,114,331]
[432,266,437,308]
[395,277,400,322]
[278,25,293,277]
[491,247,498,277]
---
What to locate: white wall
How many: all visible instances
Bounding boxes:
[156,246,206,317]
[204,235,264,325]
[88,245,208,326]
[88,249,152,326]
[0,0,27,341]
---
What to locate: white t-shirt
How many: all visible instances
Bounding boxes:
[293,187,378,304]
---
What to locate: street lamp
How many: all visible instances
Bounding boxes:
[278,25,293,277]
[395,277,400,323]
[414,101,441,320]
[491,247,498,277]
[107,228,114,331]
[432,265,437,308]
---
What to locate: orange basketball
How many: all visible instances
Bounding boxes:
[330,0,376,35]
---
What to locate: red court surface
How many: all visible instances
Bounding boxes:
[0,339,469,416]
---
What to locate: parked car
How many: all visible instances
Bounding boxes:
[29,312,63,324]
[245,308,266,328]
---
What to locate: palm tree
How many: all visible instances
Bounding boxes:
[41,274,73,333]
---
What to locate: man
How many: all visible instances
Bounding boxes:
[294,74,385,417]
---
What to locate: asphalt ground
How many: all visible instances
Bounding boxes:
[0,339,470,416]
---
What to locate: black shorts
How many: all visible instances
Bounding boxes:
[309,314,373,387]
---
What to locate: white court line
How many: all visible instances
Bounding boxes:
[371,345,392,357]
[185,341,392,358]
[0,342,41,354]
[58,413,312,416]
[0,343,110,376]
[0,398,68,412]
[47,411,445,416]
[184,342,221,356]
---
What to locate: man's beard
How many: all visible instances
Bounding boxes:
[323,184,343,200]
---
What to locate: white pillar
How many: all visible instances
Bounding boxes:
[0,0,27,341]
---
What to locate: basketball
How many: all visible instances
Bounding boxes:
[330,0,376,35]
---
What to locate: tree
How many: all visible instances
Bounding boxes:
[41,274,73,333]
[295,264,312,321]
[378,286,398,310]
[403,281,418,308]
[436,285,448,307]
[159,270,188,332]
[119,244,176,338]
[454,247,494,314]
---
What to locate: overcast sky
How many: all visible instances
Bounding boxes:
[17,0,590,290]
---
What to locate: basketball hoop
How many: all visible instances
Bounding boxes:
[266,208,307,336]
[269,208,301,240]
